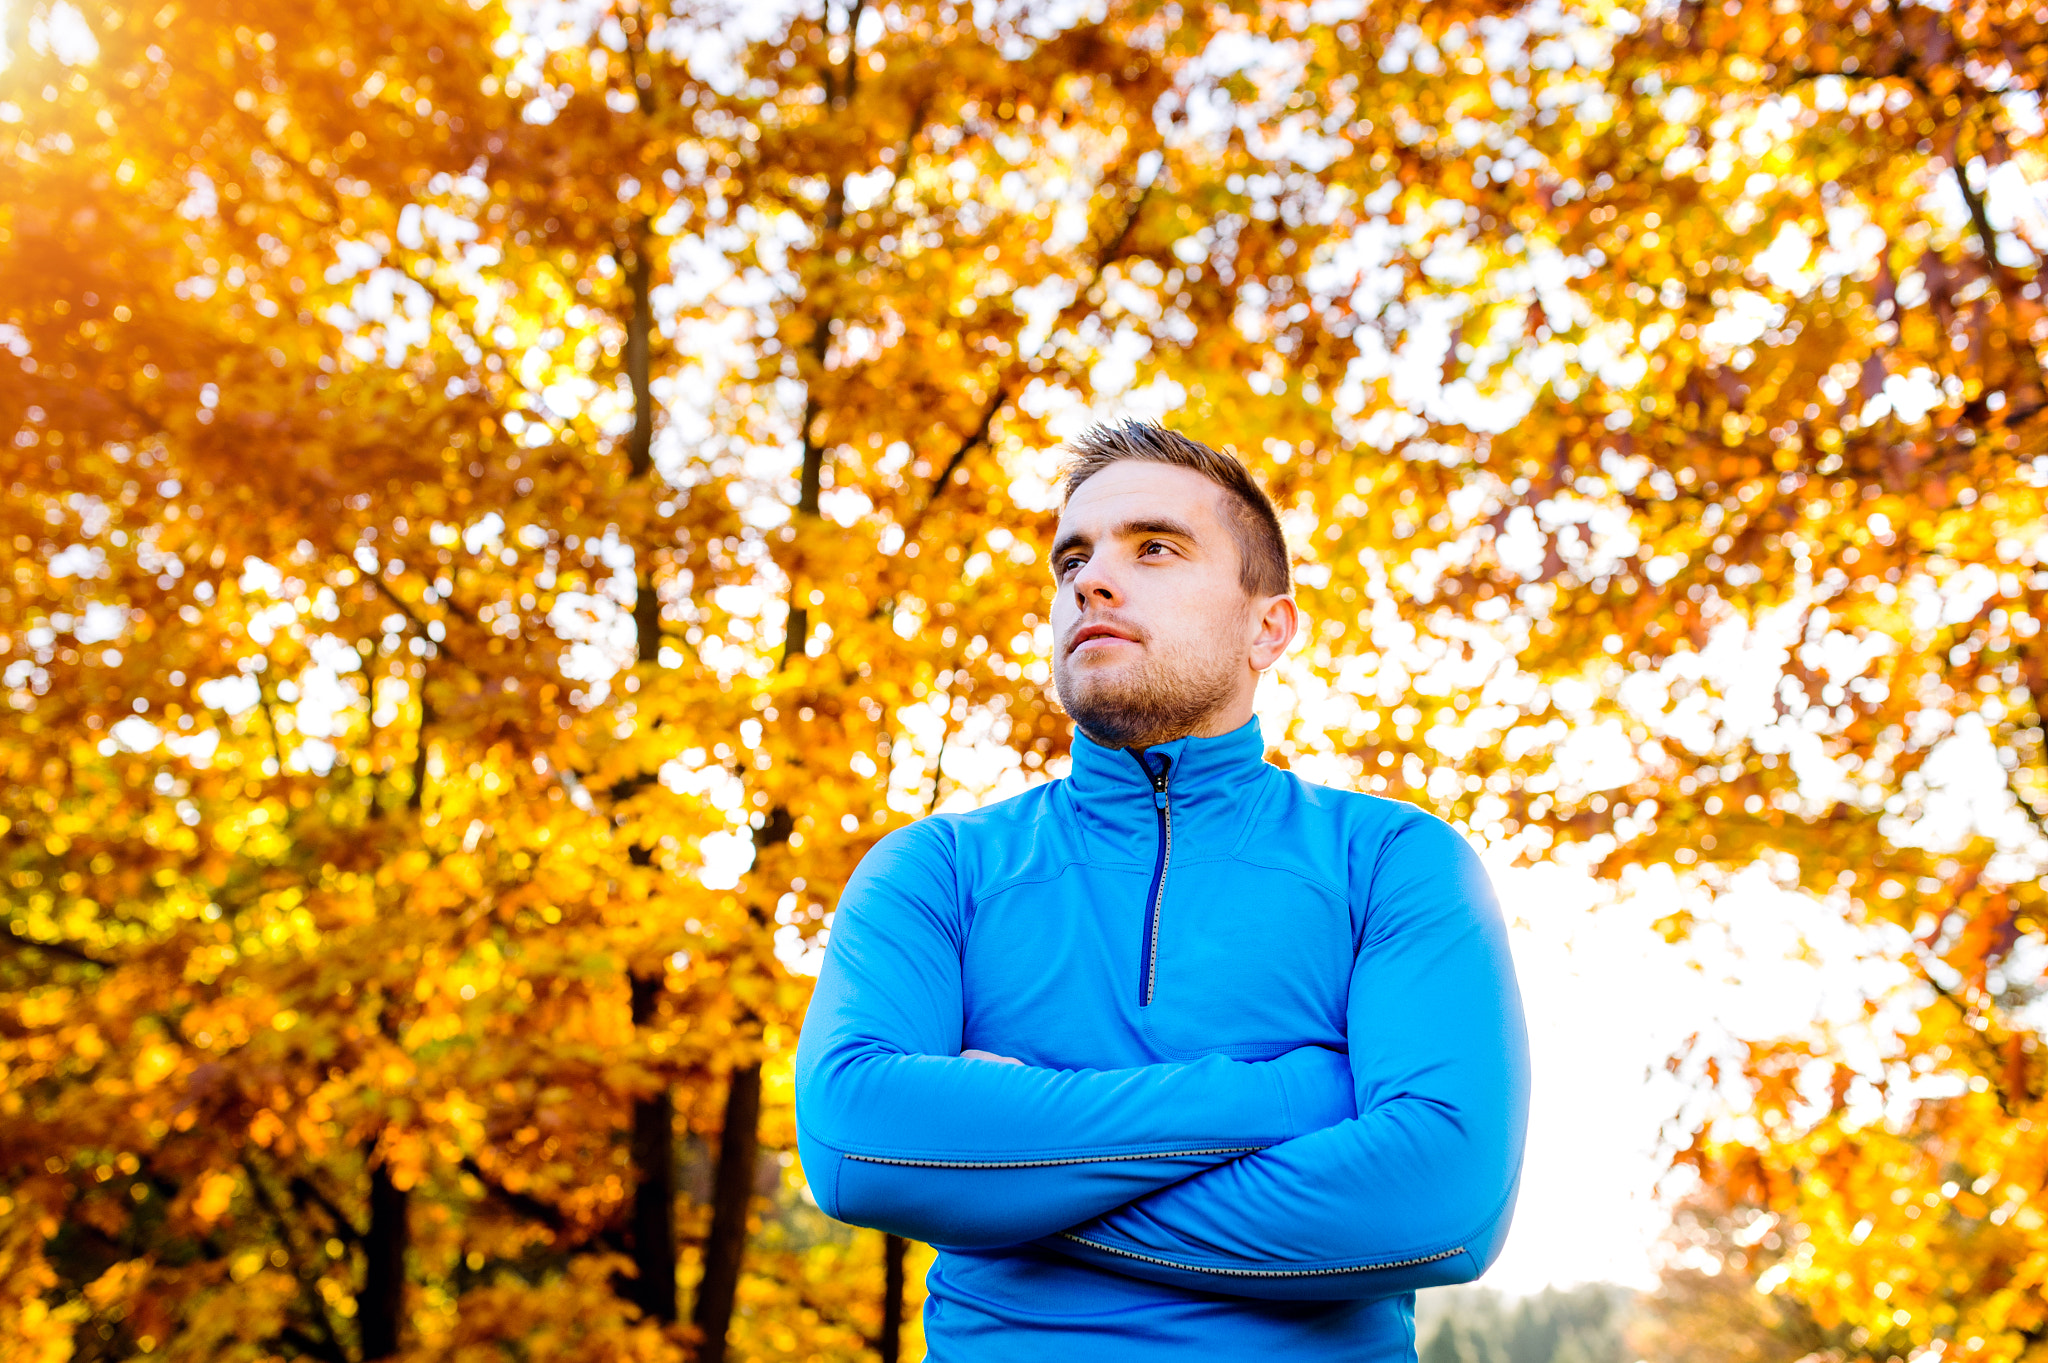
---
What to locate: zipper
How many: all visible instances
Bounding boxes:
[844,1146,1261,1170]
[1057,1233,1464,1278]
[1137,751,1172,1007]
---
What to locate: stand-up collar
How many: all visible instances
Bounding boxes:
[1064,717,1271,863]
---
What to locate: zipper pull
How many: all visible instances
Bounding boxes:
[1147,754,1171,807]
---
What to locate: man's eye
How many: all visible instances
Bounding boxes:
[1141,540,1171,556]
[1058,556,1085,576]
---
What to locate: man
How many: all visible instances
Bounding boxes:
[793,421,1529,1359]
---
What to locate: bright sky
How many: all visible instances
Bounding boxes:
[1483,862,1692,1293]
[1470,853,1914,1294]
[1484,863,1759,1292]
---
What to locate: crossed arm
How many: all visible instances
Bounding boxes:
[790,816,1530,1299]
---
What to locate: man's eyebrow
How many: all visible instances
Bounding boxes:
[1048,517,1201,569]
[1116,517,1198,543]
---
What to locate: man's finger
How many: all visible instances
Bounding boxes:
[961,1048,1024,1065]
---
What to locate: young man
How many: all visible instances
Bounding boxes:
[794,422,1530,1360]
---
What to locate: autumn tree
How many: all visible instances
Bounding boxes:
[1626,1200,1857,1363]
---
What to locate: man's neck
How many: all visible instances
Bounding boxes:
[1079,702,1254,752]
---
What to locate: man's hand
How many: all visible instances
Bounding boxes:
[961,1049,1024,1065]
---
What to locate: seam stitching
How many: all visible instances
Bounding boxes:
[843,1146,1262,1170]
[1056,1233,1465,1277]
[1223,849,1349,908]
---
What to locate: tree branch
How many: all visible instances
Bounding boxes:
[1946,116,2048,398]
[364,569,473,666]
[2007,764,2048,845]
[2009,675,2048,845]
[275,1326,347,1363]
[253,666,290,777]
[1950,140,2035,300]
[288,1175,365,1246]
[240,1156,350,1363]
[913,385,1009,520]
[458,1156,579,1237]
[2,924,113,969]
[905,171,1156,533]
[925,684,957,817]
[408,687,435,818]
[827,0,870,111]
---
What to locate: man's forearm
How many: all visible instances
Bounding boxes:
[795,1044,1355,1248]
[1041,1095,1524,1300]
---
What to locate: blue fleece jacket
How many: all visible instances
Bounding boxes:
[793,717,1530,1360]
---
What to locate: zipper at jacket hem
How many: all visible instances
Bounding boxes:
[844,1145,1260,1170]
[1058,1233,1464,1277]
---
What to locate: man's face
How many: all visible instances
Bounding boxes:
[1048,460,1263,750]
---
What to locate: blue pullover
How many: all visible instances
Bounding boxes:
[793,717,1530,1360]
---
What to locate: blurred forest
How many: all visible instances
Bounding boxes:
[1424,1272,1834,1363]
[3,0,2046,1360]
[1420,1284,1635,1363]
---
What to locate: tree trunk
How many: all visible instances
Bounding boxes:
[623,233,663,663]
[623,239,654,482]
[360,1159,409,1360]
[629,972,679,1322]
[691,1062,762,1363]
[878,1233,907,1363]
[615,224,681,1326]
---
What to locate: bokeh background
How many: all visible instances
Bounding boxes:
[4,0,2046,1360]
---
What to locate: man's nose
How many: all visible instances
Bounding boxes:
[1070,556,1119,606]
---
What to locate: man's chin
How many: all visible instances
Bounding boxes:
[1054,667,1137,711]
[1056,677,1164,740]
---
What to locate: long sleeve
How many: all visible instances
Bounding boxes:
[792,818,1359,1250]
[1046,815,1531,1299]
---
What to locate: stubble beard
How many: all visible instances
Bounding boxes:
[1053,629,1244,750]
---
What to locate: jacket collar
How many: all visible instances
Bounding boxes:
[1063,716,1271,861]
[1067,715,1269,797]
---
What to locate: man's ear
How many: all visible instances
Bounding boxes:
[1248,595,1299,672]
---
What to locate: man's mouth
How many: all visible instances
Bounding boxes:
[1068,623,1140,655]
